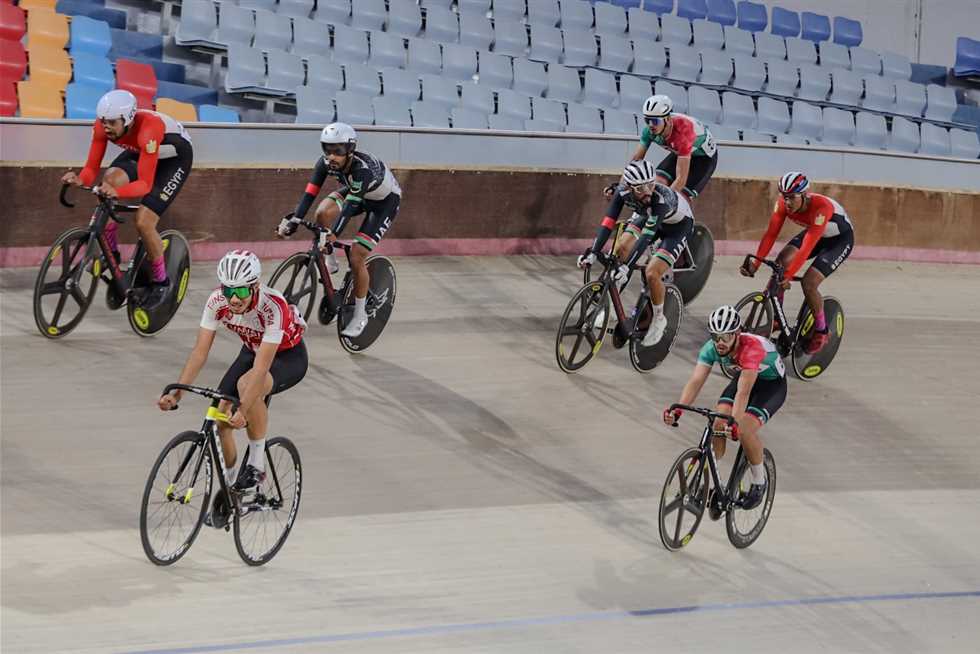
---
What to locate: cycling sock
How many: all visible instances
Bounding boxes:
[150,256,167,283]
[247,438,266,471]
[814,310,826,332]
[652,302,664,319]
[750,463,766,485]
[104,219,119,254]
[224,467,236,486]
[354,296,366,317]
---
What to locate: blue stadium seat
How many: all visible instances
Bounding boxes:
[72,53,114,91]
[953,37,980,78]
[721,91,755,128]
[157,80,218,105]
[69,16,111,57]
[705,0,736,26]
[110,28,163,60]
[833,16,862,47]
[770,7,799,38]
[56,1,126,30]
[800,12,830,43]
[65,82,104,119]
[676,0,707,21]
[736,1,766,33]
[127,57,186,85]
[634,43,668,78]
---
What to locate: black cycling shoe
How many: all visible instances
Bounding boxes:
[707,488,723,521]
[140,278,171,311]
[205,489,231,529]
[232,464,266,493]
[318,295,338,325]
[740,481,768,511]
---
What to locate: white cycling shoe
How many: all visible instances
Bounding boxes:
[341,313,369,338]
[640,313,668,347]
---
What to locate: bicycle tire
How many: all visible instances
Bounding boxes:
[268,251,319,323]
[725,448,776,549]
[555,281,611,373]
[629,283,683,373]
[33,227,100,339]
[791,297,845,381]
[721,290,775,379]
[672,222,715,306]
[233,436,303,566]
[658,447,710,551]
[338,255,397,354]
[126,230,192,337]
[139,431,212,566]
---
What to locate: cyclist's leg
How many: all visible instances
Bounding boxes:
[136,141,193,286]
[644,216,693,303]
[655,153,677,188]
[613,213,644,260]
[353,194,398,299]
[737,376,787,487]
[679,152,717,200]
[314,189,344,229]
[804,231,853,329]
[101,152,138,256]
[215,346,255,482]
[714,373,741,460]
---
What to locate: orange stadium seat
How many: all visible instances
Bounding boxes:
[0,79,17,116]
[18,0,58,11]
[17,79,63,117]
[155,97,197,122]
[0,37,27,81]
[26,7,68,50]
[27,45,71,89]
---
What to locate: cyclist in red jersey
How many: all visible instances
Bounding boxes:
[741,172,855,354]
[61,90,193,310]
[158,251,308,497]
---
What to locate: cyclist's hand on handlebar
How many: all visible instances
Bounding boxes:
[613,264,630,283]
[93,182,118,199]
[602,183,619,199]
[276,214,299,238]
[228,409,248,429]
[61,170,81,186]
[158,393,179,411]
[663,407,682,427]
[577,249,596,269]
[779,279,791,290]
[712,420,738,440]
[739,263,755,277]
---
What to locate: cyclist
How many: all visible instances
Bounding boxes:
[578,160,695,347]
[157,251,308,510]
[740,172,854,354]
[61,89,193,310]
[276,122,401,338]
[664,305,787,512]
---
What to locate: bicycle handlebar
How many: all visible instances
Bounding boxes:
[60,183,140,213]
[742,254,805,283]
[285,216,351,253]
[669,403,737,426]
[162,383,240,410]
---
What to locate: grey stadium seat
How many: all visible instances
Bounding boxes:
[654,80,688,113]
[370,31,407,69]
[888,116,919,153]
[583,68,617,107]
[741,130,774,144]
[277,0,314,20]
[441,43,478,81]
[667,45,701,82]
[775,133,809,145]
[559,0,594,31]
[372,96,412,126]
[479,51,514,88]
[493,0,527,22]
[493,19,528,58]
[291,18,330,58]
[881,51,911,80]
[699,49,733,85]
[627,7,659,41]
[567,103,602,133]
[721,91,756,129]
[314,0,350,25]
[306,55,343,94]
[692,19,724,50]
[459,82,494,112]
[380,67,421,102]
[388,0,423,38]
[545,64,582,102]
[406,38,442,75]
[351,0,386,31]
[513,57,547,96]
[424,7,459,43]
[790,101,823,140]
[215,4,255,48]
[525,118,564,132]
[924,84,957,122]
[562,29,598,67]
[253,11,292,52]
[266,49,305,93]
[688,86,722,124]
[821,107,854,145]
[756,96,791,135]
[765,59,798,97]
[797,64,830,101]
[731,54,765,91]
[618,75,652,110]
[459,13,493,50]
[452,105,490,129]
[411,100,451,127]
[708,124,740,141]
[754,32,786,60]
[950,128,980,159]
[632,41,666,76]
[496,88,533,119]
[603,109,637,135]
[176,0,219,47]
[853,111,887,149]
[528,24,563,63]
[343,62,381,96]
[785,37,817,65]
[458,0,491,15]
[894,80,926,117]
[598,34,633,72]
[527,0,560,28]
[723,25,754,56]
[849,47,881,76]
[489,113,525,130]
[335,90,375,124]
[333,26,370,65]
[225,45,266,92]
[861,75,894,112]
[532,96,566,125]
[829,68,862,106]
[420,74,459,109]
[918,122,951,156]
[594,2,627,37]
[819,42,849,70]
[660,14,692,46]
[295,85,336,123]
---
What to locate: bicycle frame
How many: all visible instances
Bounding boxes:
[293,219,355,314]
[743,254,806,355]
[670,403,744,509]
[591,251,649,338]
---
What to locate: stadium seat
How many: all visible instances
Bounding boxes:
[0,37,27,82]
[512,57,545,96]
[496,88,532,119]
[351,0,386,31]
[306,55,344,93]
[57,0,126,30]
[423,7,458,43]
[370,30,407,69]
[641,0,673,15]
[594,2,627,37]
[458,0,491,15]
[764,59,798,96]
[215,4,255,48]
[109,28,163,60]
[849,47,880,76]
[709,123,739,140]
[730,53,764,91]
[380,66,421,103]
[488,113,523,130]
[602,108,637,135]
[313,0,350,25]
[253,10,292,53]
[295,85,336,123]
[894,80,926,117]
[688,86,721,123]
[155,97,197,122]
[754,32,785,60]
[654,80,688,113]
[224,45,266,92]
[410,100,450,127]
[0,80,17,116]
[736,1,766,33]
[597,33,632,72]
[291,18,330,58]
[797,64,829,101]
[667,44,700,82]
[68,15,111,57]
[451,105,489,129]
[770,7,799,38]
[880,52,911,80]
[527,0,560,27]
[828,68,862,106]
[493,18,527,58]
[789,100,821,140]
[266,49,304,93]
[627,7,659,41]
[706,0,736,26]
[618,74,651,110]
[738,130,768,143]
[65,81,102,118]
[800,12,830,43]
[774,132,807,145]
[156,80,217,106]
[335,89,375,124]
[918,122,950,156]
[721,90,755,128]
[0,2,25,42]
[888,116,918,152]
[785,37,816,65]
[459,81,494,112]
[441,43,477,81]
[821,107,853,145]
[17,80,62,117]
[566,103,602,133]
[343,62,381,96]
[459,13,492,50]
[420,74,458,109]
[924,84,957,122]
[861,75,894,112]
[953,37,980,78]
[559,0,593,31]
[479,51,514,88]
[693,19,724,50]
[532,96,565,125]
[583,67,616,107]
[27,8,69,50]
[561,28,597,67]
[493,0,526,22]
[388,0,422,38]
[660,14,692,46]
[818,41,849,70]
[699,49,733,85]
[676,0,707,21]
[239,0,277,11]
[528,24,562,63]
[406,38,442,75]
[372,95,412,126]
[544,63,581,102]
[756,96,790,134]
[71,53,114,91]
[525,115,563,131]
[632,41,666,76]
[277,0,315,20]
[27,47,71,89]
[853,111,886,149]
[333,26,370,65]
[949,128,980,158]
[722,25,754,56]
[833,16,862,47]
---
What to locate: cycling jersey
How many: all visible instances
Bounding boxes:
[698,333,786,381]
[640,113,717,158]
[754,193,854,279]
[200,285,306,352]
[79,110,192,199]
[590,182,693,254]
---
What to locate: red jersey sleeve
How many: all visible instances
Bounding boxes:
[670,117,695,157]
[115,117,165,198]
[784,196,831,278]
[754,197,788,265]
[78,122,109,186]
[737,336,766,372]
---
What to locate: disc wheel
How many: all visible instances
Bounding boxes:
[791,297,845,381]
[555,281,610,373]
[658,447,710,551]
[139,431,212,566]
[337,256,397,354]
[33,227,100,339]
[629,284,683,373]
[672,222,715,306]
[233,437,303,566]
[725,448,776,549]
[268,252,319,322]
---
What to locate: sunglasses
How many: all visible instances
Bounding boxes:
[322,144,349,156]
[712,332,736,345]
[644,117,665,127]
[222,285,253,300]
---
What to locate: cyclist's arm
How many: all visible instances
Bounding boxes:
[330,167,375,235]
[622,202,670,267]
[731,368,759,424]
[588,193,627,253]
[238,341,277,414]
[115,121,167,198]
[168,327,216,402]
[668,120,695,195]
[293,157,330,220]
[630,143,649,161]
[678,362,712,406]
[78,123,109,186]
[753,202,788,264]
[672,155,692,195]
[784,220,828,279]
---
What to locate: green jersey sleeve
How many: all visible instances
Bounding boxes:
[640,126,653,148]
[697,339,718,367]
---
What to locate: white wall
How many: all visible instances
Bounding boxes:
[919,0,980,67]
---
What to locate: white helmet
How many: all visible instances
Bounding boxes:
[642,94,673,119]
[707,305,741,335]
[320,122,357,152]
[216,250,261,287]
[622,160,658,187]
[96,89,137,127]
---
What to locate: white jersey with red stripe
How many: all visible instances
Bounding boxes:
[200,285,306,352]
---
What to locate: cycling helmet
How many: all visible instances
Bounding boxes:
[778,171,810,195]
[642,95,673,119]
[707,305,741,335]
[217,250,261,287]
[622,160,658,187]
[320,122,357,154]
[96,89,137,127]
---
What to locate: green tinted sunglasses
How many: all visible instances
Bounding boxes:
[222,285,252,299]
